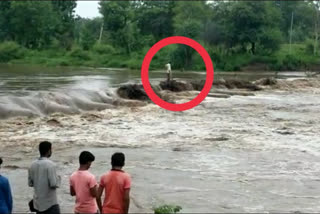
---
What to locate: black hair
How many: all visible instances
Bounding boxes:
[79,151,95,165]
[0,157,2,165]
[39,141,52,156]
[111,152,125,168]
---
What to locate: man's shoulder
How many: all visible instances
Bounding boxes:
[70,170,78,178]
[100,171,109,178]
[117,171,131,180]
[71,170,96,179]
[0,175,9,183]
[31,158,56,168]
[123,172,131,179]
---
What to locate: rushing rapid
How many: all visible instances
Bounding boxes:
[1,65,320,213]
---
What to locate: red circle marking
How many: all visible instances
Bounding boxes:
[141,36,214,111]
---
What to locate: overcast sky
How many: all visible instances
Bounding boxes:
[75,1,101,19]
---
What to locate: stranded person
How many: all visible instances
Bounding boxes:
[97,152,131,214]
[70,151,98,214]
[165,62,172,82]
[0,158,13,214]
[28,141,61,214]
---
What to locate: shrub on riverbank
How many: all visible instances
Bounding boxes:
[154,205,182,214]
[0,42,25,62]
[0,41,318,71]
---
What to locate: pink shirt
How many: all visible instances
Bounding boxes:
[100,170,131,214]
[70,170,98,214]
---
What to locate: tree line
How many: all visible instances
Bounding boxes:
[0,1,319,71]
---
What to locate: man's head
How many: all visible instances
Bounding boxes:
[39,141,52,158]
[79,151,95,170]
[111,152,125,169]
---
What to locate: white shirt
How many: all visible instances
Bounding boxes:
[165,63,171,73]
[28,157,61,211]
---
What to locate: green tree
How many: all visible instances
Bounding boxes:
[135,1,175,40]
[77,18,102,50]
[276,1,315,42]
[221,1,282,55]
[99,1,142,54]
[0,1,12,41]
[172,1,208,69]
[52,0,77,50]
[9,1,58,48]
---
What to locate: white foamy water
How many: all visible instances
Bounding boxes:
[1,87,320,213]
[0,65,319,213]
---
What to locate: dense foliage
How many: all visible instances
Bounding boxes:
[0,1,319,71]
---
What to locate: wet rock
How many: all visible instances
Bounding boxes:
[274,127,295,135]
[190,80,206,91]
[276,130,295,135]
[160,80,193,92]
[255,77,277,86]
[204,136,229,141]
[215,78,262,91]
[117,84,150,101]
[191,78,262,91]
[112,99,147,107]
[212,89,255,96]
[80,113,102,121]
[207,93,231,98]
[4,165,20,170]
[47,119,62,127]
[172,147,189,152]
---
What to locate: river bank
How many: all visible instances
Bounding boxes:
[0,74,320,212]
[1,41,320,72]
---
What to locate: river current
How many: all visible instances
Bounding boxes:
[0,64,319,213]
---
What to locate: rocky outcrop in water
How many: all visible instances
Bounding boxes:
[215,78,262,91]
[117,78,263,101]
[191,78,262,91]
[160,80,193,92]
[2,77,319,119]
[254,77,277,86]
[117,84,150,101]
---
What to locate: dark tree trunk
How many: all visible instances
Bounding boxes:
[251,42,255,55]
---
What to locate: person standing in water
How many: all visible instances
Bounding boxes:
[165,62,172,82]
[28,141,61,214]
[0,158,13,214]
[69,151,98,214]
[97,152,131,214]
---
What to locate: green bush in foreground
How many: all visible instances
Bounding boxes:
[0,41,25,62]
[69,47,91,60]
[154,205,182,214]
[92,44,116,55]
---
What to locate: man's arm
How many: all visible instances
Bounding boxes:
[28,167,33,187]
[70,185,76,196]
[48,164,61,189]
[96,186,104,214]
[90,185,97,198]
[123,189,130,214]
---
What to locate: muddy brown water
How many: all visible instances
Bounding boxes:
[0,64,320,213]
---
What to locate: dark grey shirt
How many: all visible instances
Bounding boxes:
[28,157,61,212]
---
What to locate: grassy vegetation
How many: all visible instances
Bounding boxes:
[1,41,319,71]
[153,205,182,214]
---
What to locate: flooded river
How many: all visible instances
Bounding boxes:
[0,64,319,213]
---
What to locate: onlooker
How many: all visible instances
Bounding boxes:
[97,152,131,214]
[70,151,98,214]
[0,158,13,214]
[28,141,61,214]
